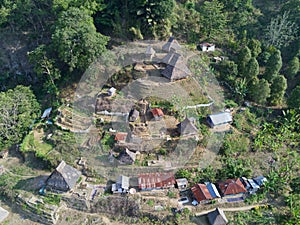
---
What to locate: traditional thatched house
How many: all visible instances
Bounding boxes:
[45,161,81,193]
[117,148,137,164]
[207,208,228,225]
[128,109,140,122]
[145,45,156,61]
[162,37,181,52]
[161,52,191,81]
[177,117,198,136]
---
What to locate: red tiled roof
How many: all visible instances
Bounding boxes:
[138,172,175,189]
[218,178,247,196]
[151,108,164,117]
[191,184,213,202]
[114,132,128,141]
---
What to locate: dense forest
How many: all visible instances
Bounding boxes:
[0,0,299,224]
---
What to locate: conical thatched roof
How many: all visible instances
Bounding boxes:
[161,52,191,81]
[162,37,181,52]
[177,117,198,136]
[208,208,228,225]
[145,45,156,55]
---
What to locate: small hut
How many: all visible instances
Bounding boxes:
[162,37,181,52]
[145,45,156,61]
[128,109,140,122]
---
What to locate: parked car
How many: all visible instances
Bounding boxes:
[178,197,189,204]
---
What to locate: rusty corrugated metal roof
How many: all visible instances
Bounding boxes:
[218,178,247,196]
[138,172,175,189]
[191,184,213,202]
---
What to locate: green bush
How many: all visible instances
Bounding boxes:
[167,191,176,198]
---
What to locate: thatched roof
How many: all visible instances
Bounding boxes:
[129,109,140,122]
[177,117,198,136]
[162,37,181,52]
[208,208,228,225]
[117,149,137,164]
[46,161,81,192]
[145,45,156,55]
[161,52,191,81]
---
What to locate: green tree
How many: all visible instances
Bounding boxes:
[219,0,257,33]
[52,7,109,71]
[0,0,16,26]
[52,0,105,14]
[287,85,300,109]
[130,0,174,38]
[171,3,201,43]
[0,86,40,150]
[244,57,259,81]
[264,49,282,82]
[286,57,299,79]
[237,46,251,76]
[175,168,191,180]
[264,11,298,49]
[268,75,287,106]
[248,39,262,58]
[214,60,238,84]
[28,45,61,101]
[199,0,227,39]
[234,78,248,102]
[248,78,271,105]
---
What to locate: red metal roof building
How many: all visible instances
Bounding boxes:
[150,108,164,120]
[218,178,247,196]
[191,184,213,204]
[138,172,176,190]
[114,132,128,142]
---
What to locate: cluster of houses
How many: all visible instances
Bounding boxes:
[40,161,241,225]
[190,176,267,206]
[109,170,267,207]
[111,110,233,166]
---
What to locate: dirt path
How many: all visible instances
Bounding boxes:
[194,204,267,216]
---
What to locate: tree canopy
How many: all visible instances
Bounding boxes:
[199,0,227,40]
[0,86,40,150]
[288,85,300,109]
[52,7,109,71]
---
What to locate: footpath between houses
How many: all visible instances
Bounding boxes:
[194,203,269,216]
